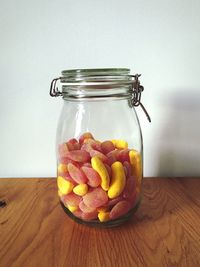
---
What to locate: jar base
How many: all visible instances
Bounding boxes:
[60,198,141,228]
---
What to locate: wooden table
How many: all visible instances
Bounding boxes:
[0,178,200,267]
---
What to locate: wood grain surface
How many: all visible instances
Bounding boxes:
[0,178,200,267]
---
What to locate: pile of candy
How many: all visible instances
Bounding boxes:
[57,132,142,222]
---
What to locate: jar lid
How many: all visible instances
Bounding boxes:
[61,68,130,77]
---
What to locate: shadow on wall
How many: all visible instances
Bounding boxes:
[156,89,200,177]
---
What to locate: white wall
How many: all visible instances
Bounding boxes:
[0,0,200,178]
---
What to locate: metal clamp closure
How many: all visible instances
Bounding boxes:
[50,77,62,97]
[49,74,151,122]
[132,74,151,122]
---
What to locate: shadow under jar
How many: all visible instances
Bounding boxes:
[50,68,150,227]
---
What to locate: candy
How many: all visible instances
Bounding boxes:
[79,200,96,213]
[123,176,136,199]
[73,184,88,196]
[81,167,101,187]
[84,139,102,152]
[104,163,112,178]
[81,143,92,153]
[63,174,76,183]
[91,156,110,191]
[98,211,110,222]
[57,163,68,176]
[73,209,82,218]
[123,161,132,178]
[58,157,76,165]
[117,149,130,163]
[106,150,119,166]
[90,150,108,163]
[68,163,87,184]
[123,165,128,177]
[108,196,124,207]
[111,139,128,149]
[58,143,69,157]
[65,150,90,163]
[97,206,109,212]
[108,161,126,199]
[81,210,98,221]
[57,176,74,195]
[110,200,131,220]
[66,205,78,212]
[57,132,142,223]
[83,187,108,208]
[63,192,82,206]
[79,132,94,145]
[129,150,142,183]
[101,141,115,154]
[82,162,92,168]
[67,138,80,151]
[128,191,137,207]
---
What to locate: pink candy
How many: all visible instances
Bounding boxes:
[123,176,136,199]
[68,163,87,184]
[67,138,80,151]
[101,140,115,154]
[117,149,130,162]
[58,143,69,157]
[108,196,124,207]
[89,150,108,163]
[81,210,98,221]
[83,187,108,208]
[79,132,94,145]
[106,150,119,165]
[64,150,90,163]
[79,200,96,213]
[110,200,131,220]
[81,166,101,187]
[123,161,132,178]
[104,163,112,178]
[62,192,82,206]
[85,139,102,152]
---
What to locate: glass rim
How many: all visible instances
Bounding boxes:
[61,68,130,77]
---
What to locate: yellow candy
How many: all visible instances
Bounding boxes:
[98,211,110,222]
[111,139,128,149]
[67,205,78,212]
[73,184,88,196]
[57,176,74,195]
[108,161,126,199]
[129,150,142,184]
[91,156,110,191]
[57,163,68,174]
[58,190,63,197]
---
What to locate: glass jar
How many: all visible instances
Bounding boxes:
[50,68,150,227]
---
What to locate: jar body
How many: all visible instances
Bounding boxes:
[56,97,143,227]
